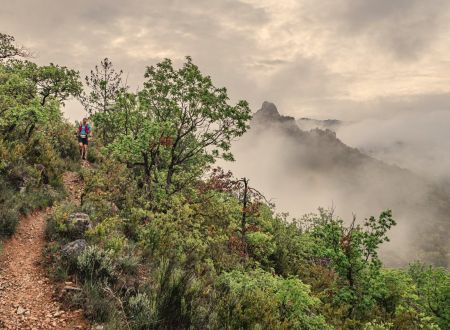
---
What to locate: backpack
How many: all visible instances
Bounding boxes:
[79,124,90,138]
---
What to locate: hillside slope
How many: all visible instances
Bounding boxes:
[228,102,450,266]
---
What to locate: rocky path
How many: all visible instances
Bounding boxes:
[0,171,90,329]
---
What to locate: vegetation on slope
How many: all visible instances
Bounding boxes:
[0,33,448,329]
[0,33,80,238]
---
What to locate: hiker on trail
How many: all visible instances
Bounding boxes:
[77,118,91,160]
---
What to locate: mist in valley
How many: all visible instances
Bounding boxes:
[224,102,450,267]
[337,111,450,185]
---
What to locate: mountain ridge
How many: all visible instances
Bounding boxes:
[229,101,449,266]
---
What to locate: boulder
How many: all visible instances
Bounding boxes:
[61,239,87,258]
[64,212,92,237]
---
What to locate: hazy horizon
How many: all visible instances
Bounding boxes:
[2,0,450,123]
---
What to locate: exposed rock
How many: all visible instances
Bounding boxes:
[64,212,92,237]
[61,239,87,258]
[259,101,279,117]
[16,306,26,315]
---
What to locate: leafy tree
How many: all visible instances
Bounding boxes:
[302,209,396,321]
[30,63,82,106]
[200,168,272,257]
[409,262,450,329]
[0,61,82,139]
[109,57,252,195]
[371,269,441,329]
[81,57,126,143]
[0,34,81,237]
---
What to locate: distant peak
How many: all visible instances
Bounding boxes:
[259,101,279,117]
[261,101,280,115]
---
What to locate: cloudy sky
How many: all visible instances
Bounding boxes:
[2,0,450,122]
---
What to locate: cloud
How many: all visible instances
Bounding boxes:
[338,108,450,184]
[309,0,449,60]
[2,0,450,122]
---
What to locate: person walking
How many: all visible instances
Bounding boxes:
[77,118,91,160]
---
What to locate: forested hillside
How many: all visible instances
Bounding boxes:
[1,33,449,329]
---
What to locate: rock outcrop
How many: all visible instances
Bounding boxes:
[64,212,92,237]
[61,239,87,258]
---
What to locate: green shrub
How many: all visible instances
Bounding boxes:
[77,245,116,283]
[0,207,19,237]
[116,253,140,276]
[18,187,60,215]
[42,241,71,281]
[44,201,78,241]
[409,262,450,329]
[127,258,208,330]
[247,231,276,267]
[82,282,116,323]
[215,269,330,330]
[128,292,157,329]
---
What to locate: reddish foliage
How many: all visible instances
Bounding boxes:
[228,235,247,257]
[159,136,173,147]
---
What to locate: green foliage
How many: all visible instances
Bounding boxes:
[299,209,396,320]
[370,268,441,329]
[44,201,79,241]
[81,57,126,144]
[77,245,117,283]
[127,258,206,330]
[29,62,82,106]
[247,231,276,267]
[0,38,81,236]
[81,282,116,323]
[103,57,252,195]
[0,206,19,236]
[409,262,450,329]
[216,269,329,329]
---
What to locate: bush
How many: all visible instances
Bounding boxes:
[0,207,19,237]
[128,292,157,329]
[45,201,78,241]
[77,245,116,283]
[127,258,208,330]
[215,269,330,329]
[18,187,61,215]
[81,282,117,323]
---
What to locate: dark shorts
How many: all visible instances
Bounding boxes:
[78,136,89,145]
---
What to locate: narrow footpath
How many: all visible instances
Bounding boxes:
[0,171,89,329]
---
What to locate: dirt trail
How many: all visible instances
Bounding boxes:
[0,171,90,329]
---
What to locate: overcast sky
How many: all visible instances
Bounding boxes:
[2,0,450,121]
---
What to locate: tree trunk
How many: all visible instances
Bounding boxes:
[241,177,249,254]
[165,167,173,194]
[142,152,151,194]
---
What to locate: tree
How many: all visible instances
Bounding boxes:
[109,57,252,195]
[31,63,82,106]
[0,33,30,61]
[0,61,82,138]
[408,262,450,329]
[81,58,126,143]
[302,209,396,321]
[200,168,272,256]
